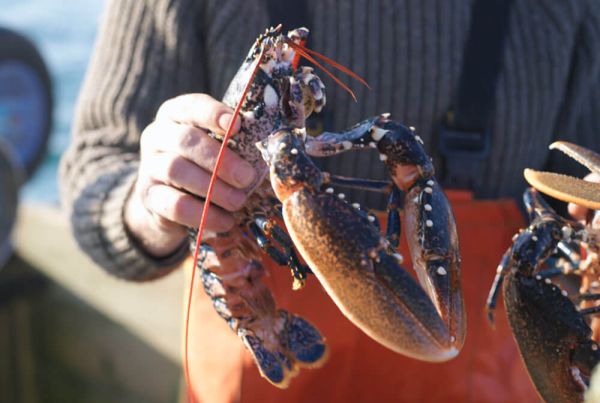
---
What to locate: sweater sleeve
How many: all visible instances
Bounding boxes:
[59,0,207,280]
[546,1,600,178]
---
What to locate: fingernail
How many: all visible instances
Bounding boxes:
[234,166,256,188]
[219,113,235,131]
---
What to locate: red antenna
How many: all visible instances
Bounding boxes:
[286,39,370,101]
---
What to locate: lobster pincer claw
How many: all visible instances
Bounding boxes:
[260,128,465,361]
[486,187,600,402]
[524,141,600,210]
[503,271,600,403]
[403,177,464,347]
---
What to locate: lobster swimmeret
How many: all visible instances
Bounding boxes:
[187,26,466,390]
[486,142,600,402]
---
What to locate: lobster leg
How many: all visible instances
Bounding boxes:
[580,306,600,316]
[253,216,310,288]
[250,221,288,265]
[579,293,600,302]
[325,175,391,193]
[386,186,403,249]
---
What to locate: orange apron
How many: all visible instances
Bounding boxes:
[185,191,540,403]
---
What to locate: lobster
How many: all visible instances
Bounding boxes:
[486,142,600,402]
[186,25,465,392]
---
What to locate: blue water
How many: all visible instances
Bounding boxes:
[0,0,105,203]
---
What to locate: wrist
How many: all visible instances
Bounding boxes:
[124,185,188,258]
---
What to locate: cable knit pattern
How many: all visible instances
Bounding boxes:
[60,0,600,280]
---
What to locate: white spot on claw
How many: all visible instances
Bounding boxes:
[415,135,424,144]
[561,290,568,297]
[352,203,360,209]
[424,204,432,211]
[593,344,599,351]
[437,266,447,276]
[426,220,433,227]
[379,154,388,161]
[338,193,345,200]
[424,187,433,194]
[532,235,538,242]
[368,216,376,222]
[409,126,416,131]
[291,148,298,155]
[325,187,334,194]
[427,180,435,186]
[393,253,404,264]
[372,127,387,141]
[369,142,377,148]
[562,226,573,238]
[264,84,278,107]
[544,278,552,284]
[535,275,542,280]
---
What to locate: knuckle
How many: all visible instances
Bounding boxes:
[163,156,182,181]
[156,98,175,119]
[170,195,189,221]
[176,125,202,149]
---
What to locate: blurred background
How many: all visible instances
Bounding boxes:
[0,2,184,402]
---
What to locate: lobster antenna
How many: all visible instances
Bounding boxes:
[293,41,371,89]
[184,46,267,403]
[286,39,370,101]
[286,40,358,102]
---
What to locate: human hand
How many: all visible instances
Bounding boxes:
[568,173,600,222]
[124,93,256,258]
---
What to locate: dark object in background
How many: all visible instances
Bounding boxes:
[0,27,53,179]
[0,27,53,268]
[0,139,21,267]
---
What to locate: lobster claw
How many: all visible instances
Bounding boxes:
[285,188,460,361]
[403,178,465,349]
[524,141,600,210]
[504,271,600,402]
[486,187,600,402]
[261,122,465,362]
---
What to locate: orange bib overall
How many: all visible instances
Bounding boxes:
[186,192,540,403]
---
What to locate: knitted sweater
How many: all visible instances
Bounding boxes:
[60,0,600,280]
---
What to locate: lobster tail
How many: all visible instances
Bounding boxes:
[240,310,327,388]
[280,311,328,367]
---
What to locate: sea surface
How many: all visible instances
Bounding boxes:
[0,0,105,203]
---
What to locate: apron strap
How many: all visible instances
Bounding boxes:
[266,0,310,44]
[439,0,513,192]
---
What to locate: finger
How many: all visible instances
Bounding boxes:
[143,152,248,212]
[141,120,256,188]
[145,184,235,233]
[568,203,588,221]
[156,93,241,135]
[568,173,600,221]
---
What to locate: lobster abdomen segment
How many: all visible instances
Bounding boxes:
[283,188,458,361]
